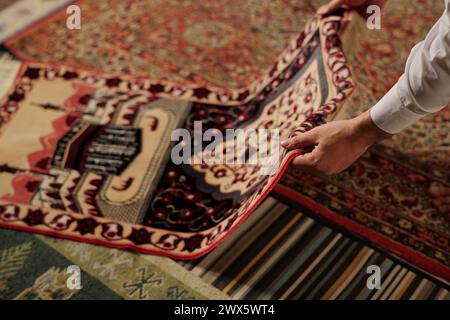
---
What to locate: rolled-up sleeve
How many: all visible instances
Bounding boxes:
[370,0,450,134]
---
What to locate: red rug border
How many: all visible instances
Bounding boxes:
[1,12,358,261]
[0,151,301,260]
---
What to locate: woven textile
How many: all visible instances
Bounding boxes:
[0,228,228,300]
[276,0,450,282]
[5,0,327,89]
[2,0,448,283]
[0,16,353,259]
[0,0,72,42]
[181,197,450,299]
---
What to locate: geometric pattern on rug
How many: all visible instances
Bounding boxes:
[276,0,450,282]
[0,15,353,259]
[2,196,446,300]
[5,0,328,89]
[0,228,228,300]
[0,0,72,42]
[276,144,450,283]
[2,0,447,284]
[181,197,450,299]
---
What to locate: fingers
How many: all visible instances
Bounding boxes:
[291,154,335,175]
[290,146,343,176]
[281,130,317,150]
[292,152,317,168]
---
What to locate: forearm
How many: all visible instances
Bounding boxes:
[370,1,450,134]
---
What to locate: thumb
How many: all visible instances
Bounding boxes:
[291,151,317,168]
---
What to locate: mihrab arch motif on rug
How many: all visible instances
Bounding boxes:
[0,15,353,259]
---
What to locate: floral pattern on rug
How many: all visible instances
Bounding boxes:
[5,0,327,89]
[277,0,449,282]
[0,16,353,259]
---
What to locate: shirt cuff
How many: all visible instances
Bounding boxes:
[370,84,425,134]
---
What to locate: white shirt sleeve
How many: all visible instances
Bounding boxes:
[370,0,450,134]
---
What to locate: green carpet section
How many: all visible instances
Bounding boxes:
[0,229,228,300]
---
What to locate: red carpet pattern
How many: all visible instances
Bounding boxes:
[274,0,450,282]
[3,0,448,283]
[0,16,353,259]
[5,0,327,89]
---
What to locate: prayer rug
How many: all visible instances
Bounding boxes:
[0,16,353,259]
[275,0,450,282]
[4,0,327,90]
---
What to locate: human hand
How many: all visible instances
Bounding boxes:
[281,110,391,175]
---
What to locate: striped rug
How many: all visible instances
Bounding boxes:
[181,197,450,300]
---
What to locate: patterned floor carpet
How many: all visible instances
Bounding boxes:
[181,197,449,300]
[0,227,228,300]
[276,0,450,281]
[4,0,327,89]
[0,0,448,299]
[1,196,448,300]
[4,0,448,280]
[0,12,354,259]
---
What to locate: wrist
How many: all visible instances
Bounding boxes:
[351,110,392,145]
